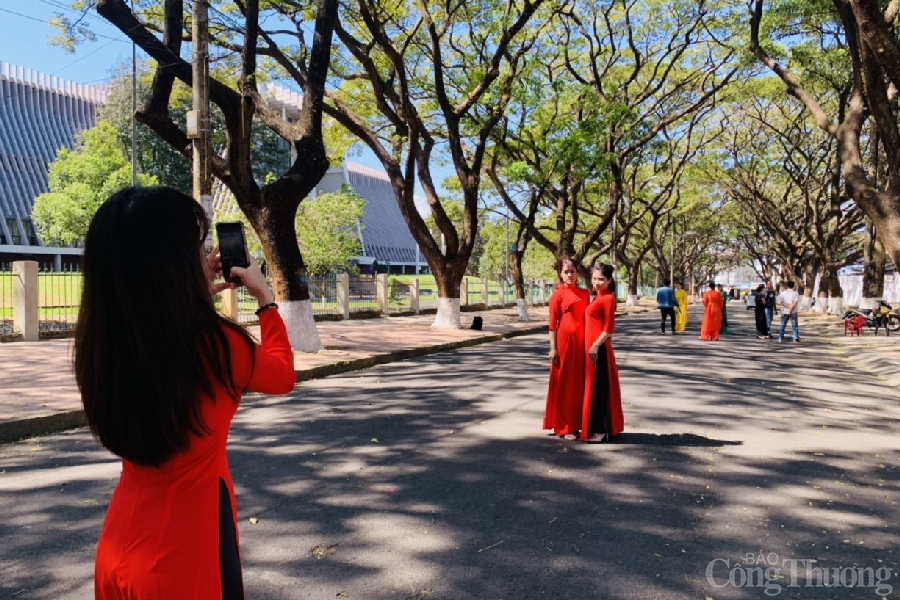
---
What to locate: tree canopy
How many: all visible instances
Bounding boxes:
[32,121,157,246]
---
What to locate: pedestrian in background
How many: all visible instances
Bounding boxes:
[657,279,677,335]
[675,281,688,332]
[764,282,777,330]
[544,257,590,440]
[583,264,624,443]
[74,187,296,600]
[700,281,723,341]
[717,283,729,335]
[777,281,801,342]
[753,284,770,339]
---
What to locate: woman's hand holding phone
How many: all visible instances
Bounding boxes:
[205,246,238,295]
[228,256,274,306]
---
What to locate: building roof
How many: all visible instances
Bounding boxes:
[343,162,422,265]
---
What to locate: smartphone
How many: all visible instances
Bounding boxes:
[215,221,250,282]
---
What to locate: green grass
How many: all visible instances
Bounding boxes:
[0,272,83,322]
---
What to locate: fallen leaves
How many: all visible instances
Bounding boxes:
[312,544,339,559]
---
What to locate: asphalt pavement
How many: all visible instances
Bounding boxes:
[1,308,899,600]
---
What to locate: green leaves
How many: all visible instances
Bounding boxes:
[32,121,158,246]
[296,185,366,274]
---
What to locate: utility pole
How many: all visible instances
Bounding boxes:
[505,207,510,285]
[130,0,137,186]
[188,0,212,247]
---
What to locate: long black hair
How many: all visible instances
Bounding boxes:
[74,186,255,467]
[593,263,617,294]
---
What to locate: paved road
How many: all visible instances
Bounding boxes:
[2,309,899,599]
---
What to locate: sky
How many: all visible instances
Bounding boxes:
[0,3,133,85]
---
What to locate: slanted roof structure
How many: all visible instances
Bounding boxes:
[0,62,106,251]
[314,162,424,270]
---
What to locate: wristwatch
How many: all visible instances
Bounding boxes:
[255,302,279,316]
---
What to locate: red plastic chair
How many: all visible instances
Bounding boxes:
[844,316,866,336]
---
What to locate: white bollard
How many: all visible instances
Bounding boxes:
[337,273,350,319]
[12,261,39,341]
[411,278,420,314]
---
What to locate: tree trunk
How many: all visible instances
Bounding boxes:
[511,250,529,321]
[431,262,466,329]
[252,201,324,352]
[863,217,886,297]
[799,260,816,310]
[817,264,841,314]
[628,267,640,296]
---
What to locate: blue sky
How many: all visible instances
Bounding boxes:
[0,3,132,84]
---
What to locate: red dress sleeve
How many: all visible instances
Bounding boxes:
[549,291,561,332]
[602,295,616,335]
[226,309,296,395]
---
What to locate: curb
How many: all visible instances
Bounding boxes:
[0,323,550,445]
[829,338,900,391]
[0,410,88,444]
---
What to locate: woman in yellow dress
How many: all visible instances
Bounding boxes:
[675,281,688,332]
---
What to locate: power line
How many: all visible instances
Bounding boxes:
[0,5,130,44]
[35,0,107,25]
[0,16,152,105]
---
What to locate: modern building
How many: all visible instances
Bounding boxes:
[0,62,106,265]
[312,162,427,274]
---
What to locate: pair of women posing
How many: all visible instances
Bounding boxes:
[544,259,625,443]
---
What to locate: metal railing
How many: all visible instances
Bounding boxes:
[350,274,378,315]
[386,278,412,314]
[237,273,345,324]
[37,264,81,334]
[308,273,341,317]
[419,286,438,311]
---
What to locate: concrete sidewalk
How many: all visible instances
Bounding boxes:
[0,304,656,442]
[814,310,900,389]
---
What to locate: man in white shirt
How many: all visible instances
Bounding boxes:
[777,281,800,342]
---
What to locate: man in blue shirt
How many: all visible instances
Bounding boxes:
[657,279,677,335]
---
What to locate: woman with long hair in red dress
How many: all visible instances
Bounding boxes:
[582,264,625,443]
[700,281,724,341]
[544,257,590,439]
[76,187,296,600]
